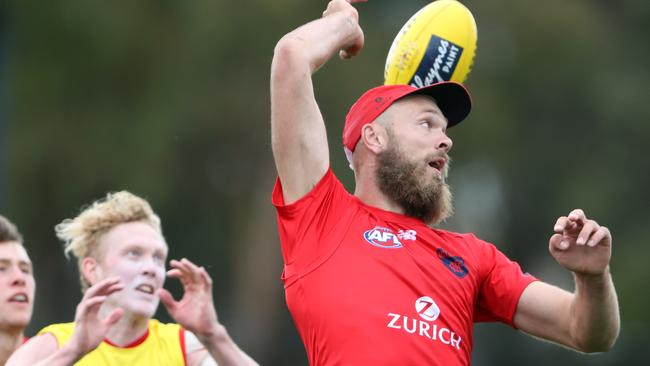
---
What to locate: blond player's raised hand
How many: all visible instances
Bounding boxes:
[158,258,219,338]
[549,209,612,276]
[68,277,125,356]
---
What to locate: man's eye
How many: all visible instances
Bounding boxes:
[153,254,165,264]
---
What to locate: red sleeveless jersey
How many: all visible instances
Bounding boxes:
[273,169,537,365]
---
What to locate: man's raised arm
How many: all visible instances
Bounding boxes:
[270,0,366,203]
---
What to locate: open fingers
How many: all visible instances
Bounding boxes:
[552,209,611,249]
[549,233,569,251]
[565,209,587,232]
[166,259,192,286]
[575,219,599,245]
[554,209,589,235]
[75,294,110,323]
[181,259,213,288]
[80,295,108,312]
[167,258,210,288]
[587,226,611,247]
[567,208,586,223]
[168,258,199,280]
[83,277,123,301]
[198,266,213,287]
[158,288,178,312]
[554,216,576,233]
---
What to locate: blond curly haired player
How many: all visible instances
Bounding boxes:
[7,192,257,366]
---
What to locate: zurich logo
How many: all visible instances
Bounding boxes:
[415,296,440,321]
[364,226,403,249]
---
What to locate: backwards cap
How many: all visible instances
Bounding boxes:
[342,82,472,154]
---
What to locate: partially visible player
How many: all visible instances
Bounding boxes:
[0,215,35,366]
[7,191,257,366]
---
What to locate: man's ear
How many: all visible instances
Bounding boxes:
[81,257,101,286]
[360,123,388,155]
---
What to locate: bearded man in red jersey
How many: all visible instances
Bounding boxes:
[269,1,620,365]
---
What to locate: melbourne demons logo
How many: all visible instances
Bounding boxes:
[436,248,469,278]
[364,227,403,248]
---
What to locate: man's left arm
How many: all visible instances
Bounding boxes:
[514,209,620,353]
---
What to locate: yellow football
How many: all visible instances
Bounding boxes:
[384,0,477,86]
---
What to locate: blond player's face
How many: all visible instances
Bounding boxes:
[0,242,35,329]
[94,222,168,318]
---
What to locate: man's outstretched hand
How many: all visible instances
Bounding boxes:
[549,209,612,277]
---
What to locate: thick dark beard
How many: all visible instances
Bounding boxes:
[376,144,453,225]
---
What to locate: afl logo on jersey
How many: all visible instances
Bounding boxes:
[436,248,469,278]
[364,226,403,249]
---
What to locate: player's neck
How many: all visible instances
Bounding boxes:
[103,311,151,347]
[0,328,24,365]
[354,174,405,215]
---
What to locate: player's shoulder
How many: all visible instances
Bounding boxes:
[431,229,502,272]
[432,227,486,245]
[274,166,350,208]
[6,331,60,365]
[37,322,75,339]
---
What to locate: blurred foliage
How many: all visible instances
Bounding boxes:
[1,0,648,364]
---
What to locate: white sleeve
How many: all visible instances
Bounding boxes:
[184,331,218,366]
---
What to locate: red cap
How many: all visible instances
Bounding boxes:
[342,82,472,152]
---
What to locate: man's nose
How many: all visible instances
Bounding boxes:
[141,257,159,278]
[436,132,453,152]
[10,267,28,286]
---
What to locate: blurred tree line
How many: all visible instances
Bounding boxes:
[1,0,648,364]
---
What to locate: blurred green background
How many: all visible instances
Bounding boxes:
[1,0,648,364]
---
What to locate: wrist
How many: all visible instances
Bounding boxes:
[58,341,85,364]
[574,265,610,282]
[196,323,229,346]
[574,266,612,295]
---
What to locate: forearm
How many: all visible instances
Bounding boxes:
[270,48,329,196]
[271,13,359,200]
[28,348,80,366]
[198,324,259,366]
[7,343,82,366]
[570,268,620,352]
